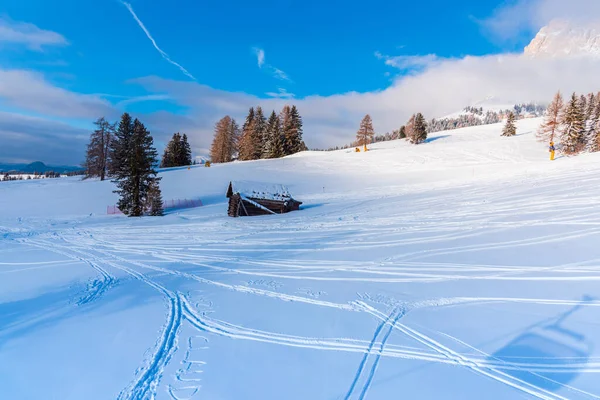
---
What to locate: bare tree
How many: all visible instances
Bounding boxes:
[405,114,416,141]
[85,117,114,180]
[238,107,260,161]
[210,116,239,163]
[537,91,564,143]
[356,114,375,149]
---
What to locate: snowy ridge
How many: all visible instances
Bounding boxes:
[525,20,600,58]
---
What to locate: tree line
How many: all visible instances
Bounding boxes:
[320,102,547,151]
[538,91,600,155]
[428,103,545,134]
[341,113,428,151]
[210,105,306,163]
[84,114,164,217]
[1,171,62,182]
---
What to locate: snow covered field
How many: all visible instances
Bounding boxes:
[3,118,600,399]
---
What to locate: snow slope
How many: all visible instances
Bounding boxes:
[3,118,600,399]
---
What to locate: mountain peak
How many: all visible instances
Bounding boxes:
[524,19,600,58]
[26,161,47,169]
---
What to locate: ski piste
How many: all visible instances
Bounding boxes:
[3,118,600,399]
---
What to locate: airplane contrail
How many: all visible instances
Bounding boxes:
[120,1,196,80]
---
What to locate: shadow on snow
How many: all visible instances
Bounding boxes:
[425,135,451,143]
[488,296,594,393]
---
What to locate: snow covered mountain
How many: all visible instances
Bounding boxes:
[525,19,600,58]
[0,161,81,174]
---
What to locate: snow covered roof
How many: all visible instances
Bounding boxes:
[227,181,294,201]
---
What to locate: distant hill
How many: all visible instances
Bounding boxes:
[0,161,83,174]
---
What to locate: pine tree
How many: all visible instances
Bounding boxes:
[281,105,305,155]
[264,111,284,158]
[111,114,162,216]
[592,98,600,152]
[399,125,406,139]
[161,133,192,167]
[290,106,306,153]
[228,117,240,159]
[147,180,164,216]
[238,107,258,161]
[280,105,292,154]
[84,117,115,180]
[181,134,192,165]
[160,139,174,168]
[585,93,596,122]
[161,133,180,168]
[411,113,427,144]
[356,115,375,147]
[561,93,586,155]
[210,116,238,163]
[109,112,133,178]
[501,112,517,137]
[537,91,564,143]
[582,93,598,151]
[580,95,587,118]
[253,107,268,159]
[171,133,183,165]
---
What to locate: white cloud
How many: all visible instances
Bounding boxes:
[5,52,600,163]
[120,1,196,80]
[134,53,600,154]
[0,112,88,164]
[271,67,290,81]
[375,52,442,71]
[116,94,171,108]
[265,87,295,99]
[252,47,291,82]
[5,1,600,164]
[481,0,600,41]
[0,17,68,51]
[6,48,600,163]
[0,69,116,119]
[0,69,120,164]
[253,47,265,68]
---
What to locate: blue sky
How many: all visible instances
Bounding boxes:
[2,0,524,100]
[0,0,597,164]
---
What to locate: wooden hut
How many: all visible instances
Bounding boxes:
[226,181,302,217]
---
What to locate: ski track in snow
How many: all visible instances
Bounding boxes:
[22,240,117,305]
[76,260,116,305]
[22,238,185,400]
[20,230,600,400]
[344,307,405,400]
[357,302,572,400]
[8,128,600,399]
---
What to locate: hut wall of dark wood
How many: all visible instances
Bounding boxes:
[227,195,302,217]
[226,181,302,217]
[227,194,242,217]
